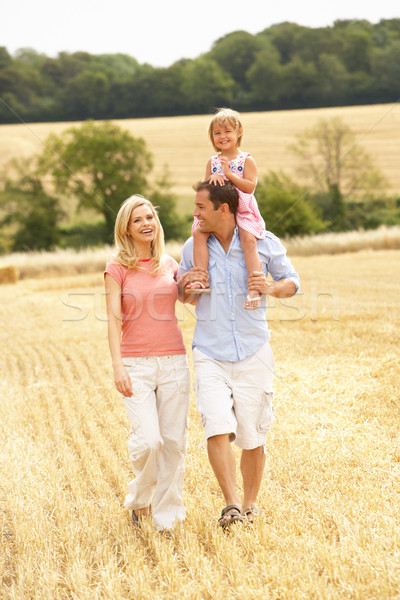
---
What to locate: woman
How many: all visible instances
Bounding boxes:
[104,195,190,532]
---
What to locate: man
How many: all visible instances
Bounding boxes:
[179,181,300,529]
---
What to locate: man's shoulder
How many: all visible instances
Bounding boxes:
[259,230,280,243]
[182,237,194,255]
[257,231,285,249]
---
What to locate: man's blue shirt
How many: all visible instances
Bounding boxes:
[179,228,300,362]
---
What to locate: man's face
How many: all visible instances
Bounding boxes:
[193,189,220,233]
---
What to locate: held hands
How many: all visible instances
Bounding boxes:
[179,267,209,295]
[113,363,133,397]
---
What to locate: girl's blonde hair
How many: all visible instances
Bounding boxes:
[114,195,164,273]
[208,107,243,151]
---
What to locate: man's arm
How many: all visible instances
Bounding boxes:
[249,233,300,299]
[178,239,209,304]
[248,272,297,298]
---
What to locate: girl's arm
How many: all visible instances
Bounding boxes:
[221,154,258,194]
[206,157,225,186]
[104,274,132,397]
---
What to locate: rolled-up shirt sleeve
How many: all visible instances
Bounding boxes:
[178,238,194,276]
[260,232,300,294]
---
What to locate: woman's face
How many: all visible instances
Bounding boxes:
[128,204,157,246]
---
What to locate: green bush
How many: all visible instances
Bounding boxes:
[256,171,327,237]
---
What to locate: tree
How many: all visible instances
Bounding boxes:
[0,162,64,251]
[256,171,326,238]
[371,41,400,101]
[288,117,388,229]
[261,22,306,64]
[180,57,235,114]
[209,31,266,88]
[148,168,187,241]
[246,46,283,107]
[38,120,152,239]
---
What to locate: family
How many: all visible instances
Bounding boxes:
[104,108,300,533]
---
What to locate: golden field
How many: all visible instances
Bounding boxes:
[1,247,399,599]
[1,103,400,213]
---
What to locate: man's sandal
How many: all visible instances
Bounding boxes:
[243,295,261,310]
[218,504,243,530]
[242,507,263,524]
[185,281,211,294]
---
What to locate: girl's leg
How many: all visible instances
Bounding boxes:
[189,228,211,292]
[238,227,262,308]
[152,355,190,530]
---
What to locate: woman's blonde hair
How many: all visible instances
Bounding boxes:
[114,195,164,273]
[208,107,243,151]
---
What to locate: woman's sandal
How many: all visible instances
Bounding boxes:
[242,506,263,524]
[131,510,141,528]
[185,281,211,294]
[243,295,261,310]
[218,504,243,530]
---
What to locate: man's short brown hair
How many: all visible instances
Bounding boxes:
[193,181,239,214]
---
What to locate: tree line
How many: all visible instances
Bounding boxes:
[1,19,400,124]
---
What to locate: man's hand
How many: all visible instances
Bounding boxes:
[248,271,297,299]
[178,267,209,302]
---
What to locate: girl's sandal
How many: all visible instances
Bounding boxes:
[185,281,211,294]
[243,295,261,310]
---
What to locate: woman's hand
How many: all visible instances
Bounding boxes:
[178,268,209,303]
[113,363,133,397]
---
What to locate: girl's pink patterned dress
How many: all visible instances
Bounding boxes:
[192,152,266,239]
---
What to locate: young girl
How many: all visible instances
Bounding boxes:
[190,108,266,309]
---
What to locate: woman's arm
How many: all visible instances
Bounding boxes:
[104,274,132,397]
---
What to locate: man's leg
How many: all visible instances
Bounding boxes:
[192,347,242,525]
[241,446,266,511]
[207,434,241,508]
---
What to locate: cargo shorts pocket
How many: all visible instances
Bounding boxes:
[257,391,274,433]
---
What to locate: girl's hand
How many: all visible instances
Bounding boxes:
[113,363,133,397]
[219,156,230,177]
[209,173,226,186]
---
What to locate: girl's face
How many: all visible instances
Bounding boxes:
[212,121,240,152]
[128,204,157,246]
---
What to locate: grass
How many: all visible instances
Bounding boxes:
[1,103,400,214]
[0,248,399,599]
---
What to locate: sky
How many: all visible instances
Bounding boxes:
[1,0,399,67]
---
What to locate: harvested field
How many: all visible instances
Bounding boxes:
[0,248,399,599]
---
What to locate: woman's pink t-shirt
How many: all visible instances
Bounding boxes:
[104,255,186,357]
